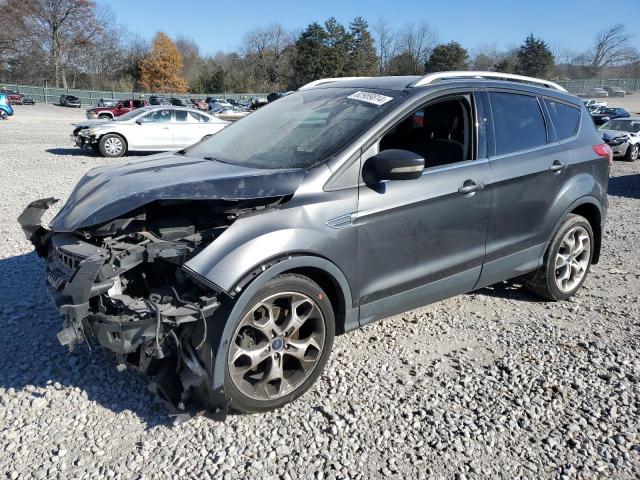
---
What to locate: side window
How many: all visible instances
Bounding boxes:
[379,95,473,168]
[489,92,547,156]
[122,100,131,108]
[175,110,188,122]
[544,99,580,141]
[132,100,143,108]
[190,111,208,122]
[144,109,172,123]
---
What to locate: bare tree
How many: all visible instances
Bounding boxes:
[575,24,638,77]
[373,19,395,74]
[393,22,438,74]
[242,23,294,90]
[471,43,503,71]
[7,0,100,87]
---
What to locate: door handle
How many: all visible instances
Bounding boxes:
[458,181,485,196]
[549,160,565,174]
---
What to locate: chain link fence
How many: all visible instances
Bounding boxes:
[556,79,640,95]
[0,83,268,106]
[4,79,640,105]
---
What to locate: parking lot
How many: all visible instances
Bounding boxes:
[0,103,639,479]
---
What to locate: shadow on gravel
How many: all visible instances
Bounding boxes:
[476,280,544,303]
[0,252,171,428]
[608,173,640,199]
[46,148,94,156]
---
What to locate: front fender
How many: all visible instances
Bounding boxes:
[197,254,355,393]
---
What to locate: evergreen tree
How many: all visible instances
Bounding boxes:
[516,34,555,78]
[324,17,350,77]
[346,17,378,76]
[424,42,469,73]
[293,22,330,86]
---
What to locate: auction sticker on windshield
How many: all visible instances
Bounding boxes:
[347,91,394,106]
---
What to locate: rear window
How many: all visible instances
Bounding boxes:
[489,92,547,156]
[544,99,580,140]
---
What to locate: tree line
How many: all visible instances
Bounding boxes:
[1,0,639,94]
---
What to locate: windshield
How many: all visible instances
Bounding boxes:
[602,119,640,133]
[185,88,404,169]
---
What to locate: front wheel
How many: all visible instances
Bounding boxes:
[0,110,7,120]
[625,143,638,162]
[526,214,594,301]
[98,133,127,157]
[224,273,335,413]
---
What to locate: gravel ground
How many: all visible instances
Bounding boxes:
[1,104,639,480]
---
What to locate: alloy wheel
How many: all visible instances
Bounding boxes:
[228,292,326,401]
[554,225,591,293]
[631,144,639,161]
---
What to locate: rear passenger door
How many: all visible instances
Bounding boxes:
[477,90,580,288]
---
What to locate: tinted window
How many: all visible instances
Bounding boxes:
[490,92,547,155]
[544,99,580,140]
[175,110,188,122]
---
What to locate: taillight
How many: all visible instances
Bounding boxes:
[593,143,613,166]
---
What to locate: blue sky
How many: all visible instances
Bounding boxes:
[98,0,640,56]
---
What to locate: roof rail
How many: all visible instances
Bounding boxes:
[298,77,372,91]
[409,71,567,92]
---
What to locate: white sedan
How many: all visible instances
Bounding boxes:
[72,106,230,157]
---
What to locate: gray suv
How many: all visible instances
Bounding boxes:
[19,72,610,414]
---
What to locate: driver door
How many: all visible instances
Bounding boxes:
[356,92,492,324]
[132,109,174,150]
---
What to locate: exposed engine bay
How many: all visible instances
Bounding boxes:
[18,195,286,418]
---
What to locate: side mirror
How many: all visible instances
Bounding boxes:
[364,149,425,182]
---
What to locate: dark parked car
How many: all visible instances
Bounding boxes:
[602,86,625,97]
[19,72,609,415]
[591,107,630,126]
[169,97,188,106]
[598,118,640,161]
[21,96,36,105]
[149,95,171,105]
[60,94,81,107]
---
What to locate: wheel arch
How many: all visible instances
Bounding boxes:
[544,196,604,265]
[197,254,357,393]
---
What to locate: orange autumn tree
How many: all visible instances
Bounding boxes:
[138,32,188,93]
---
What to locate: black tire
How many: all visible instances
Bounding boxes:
[624,143,638,162]
[224,273,335,413]
[98,114,112,120]
[526,214,594,301]
[0,111,7,120]
[98,133,127,158]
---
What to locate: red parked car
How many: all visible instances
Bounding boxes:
[86,99,148,119]
[0,89,24,105]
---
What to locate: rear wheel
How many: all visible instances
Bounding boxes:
[224,273,335,413]
[98,133,127,157]
[625,143,638,162]
[526,214,593,301]
[0,110,7,120]
[98,114,112,120]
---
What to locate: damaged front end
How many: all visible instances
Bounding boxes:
[18,196,284,417]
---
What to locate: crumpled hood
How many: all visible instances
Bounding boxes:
[598,129,629,142]
[75,119,112,128]
[49,153,306,231]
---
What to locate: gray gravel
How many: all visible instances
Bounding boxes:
[1,104,639,479]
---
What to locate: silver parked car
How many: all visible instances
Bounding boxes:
[71,106,230,157]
